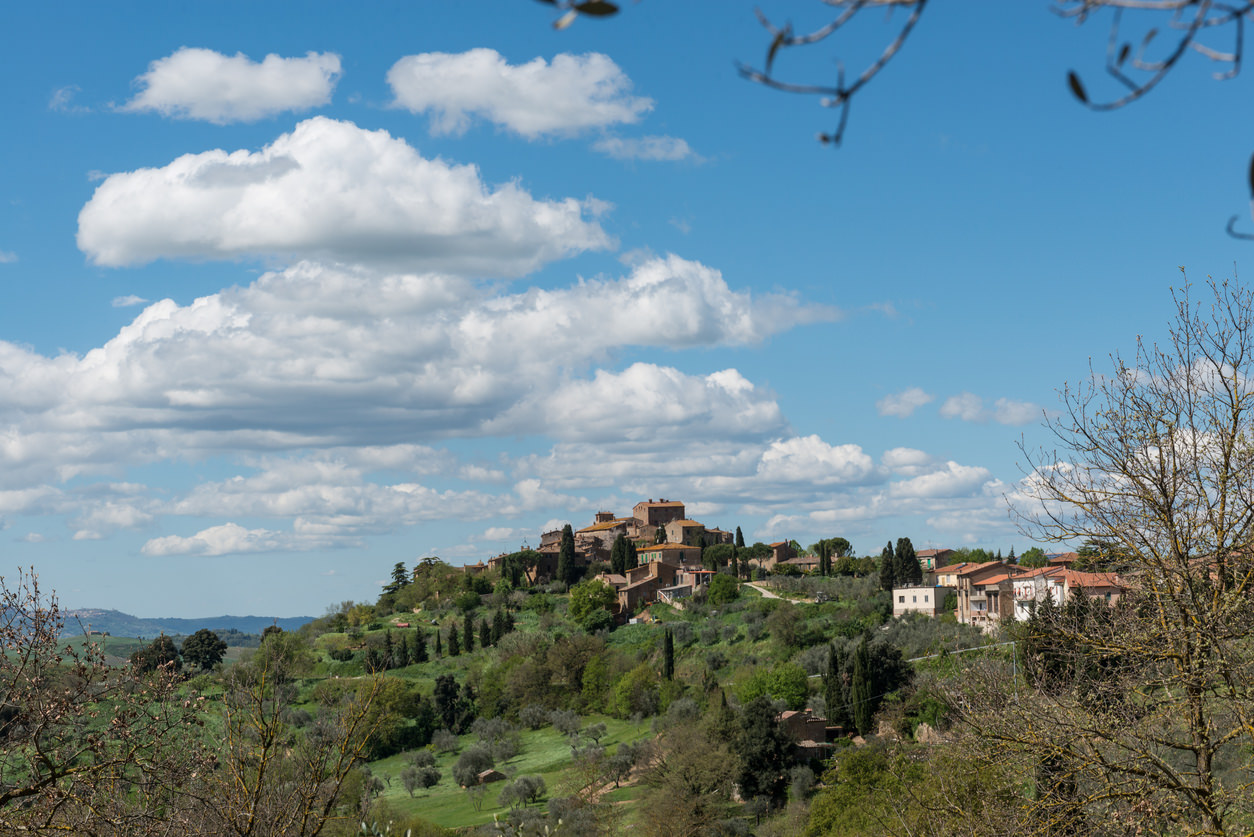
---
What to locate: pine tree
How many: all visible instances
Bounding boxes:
[385,561,409,594]
[462,611,474,653]
[735,526,746,548]
[879,541,896,591]
[663,628,675,681]
[1009,545,1017,563]
[413,628,428,663]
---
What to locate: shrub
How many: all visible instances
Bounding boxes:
[519,704,549,730]
[432,728,460,754]
[451,744,494,787]
[498,775,546,808]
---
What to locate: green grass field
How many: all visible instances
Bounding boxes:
[367,715,652,829]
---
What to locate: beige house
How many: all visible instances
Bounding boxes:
[636,542,702,566]
[952,563,1024,630]
[892,584,953,618]
[633,499,686,529]
[1012,567,1125,620]
[916,548,953,571]
[664,518,707,546]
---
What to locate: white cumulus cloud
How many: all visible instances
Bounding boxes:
[388,49,651,138]
[77,117,612,275]
[756,436,875,485]
[891,461,991,499]
[939,392,985,422]
[121,48,341,123]
[993,397,1042,426]
[877,387,933,418]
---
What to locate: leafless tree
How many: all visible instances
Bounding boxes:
[963,277,1254,835]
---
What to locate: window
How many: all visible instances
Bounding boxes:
[912,596,917,603]
[923,594,929,602]
[898,595,905,603]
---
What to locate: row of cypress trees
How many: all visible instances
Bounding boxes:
[878,537,923,591]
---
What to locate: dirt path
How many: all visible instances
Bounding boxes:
[745,581,811,603]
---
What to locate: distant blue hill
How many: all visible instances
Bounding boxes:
[62,608,314,639]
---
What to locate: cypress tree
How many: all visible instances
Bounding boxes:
[879,541,896,591]
[492,607,506,643]
[625,540,639,571]
[663,628,675,681]
[610,534,627,575]
[434,627,443,658]
[448,625,460,657]
[413,627,428,663]
[852,636,873,735]
[557,523,576,585]
[735,526,745,548]
[896,537,922,586]
[396,633,409,668]
[479,617,491,648]
[655,525,666,544]
[462,611,474,653]
[731,546,739,579]
[383,630,394,670]
[824,643,853,729]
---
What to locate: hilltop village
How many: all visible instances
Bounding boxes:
[474,499,797,618]
[467,497,1127,631]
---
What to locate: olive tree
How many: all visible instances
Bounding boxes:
[0,571,207,836]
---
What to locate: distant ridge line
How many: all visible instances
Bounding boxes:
[61,608,314,638]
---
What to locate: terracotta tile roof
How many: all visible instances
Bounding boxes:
[639,542,700,552]
[578,518,631,533]
[1016,566,1065,579]
[953,561,1006,576]
[976,573,1013,586]
[1064,570,1125,589]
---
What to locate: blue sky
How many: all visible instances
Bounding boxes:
[2,2,1252,616]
